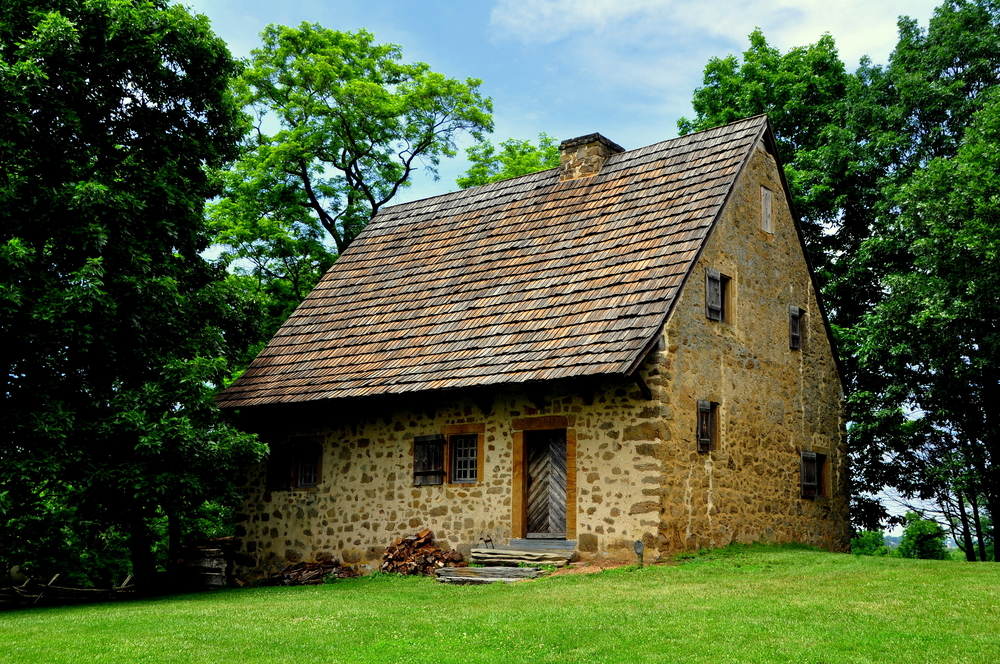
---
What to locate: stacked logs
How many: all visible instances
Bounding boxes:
[380,529,466,576]
[266,561,357,586]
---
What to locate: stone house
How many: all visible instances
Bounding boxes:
[218,115,850,577]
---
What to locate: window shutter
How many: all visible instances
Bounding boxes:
[761,187,773,233]
[800,451,818,498]
[413,434,445,486]
[705,269,722,321]
[265,445,293,491]
[697,400,712,453]
[789,305,802,350]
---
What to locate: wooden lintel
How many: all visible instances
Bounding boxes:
[633,374,653,401]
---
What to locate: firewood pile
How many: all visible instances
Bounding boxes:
[266,561,357,586]
[380,529,466,576]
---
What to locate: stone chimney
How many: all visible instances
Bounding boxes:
[559,133,625,181]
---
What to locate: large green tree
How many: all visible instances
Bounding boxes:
[210,23,493,345]
[1,0,265,585]
[852,92,1000,549]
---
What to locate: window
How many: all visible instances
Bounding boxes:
[800,451,826,498]
[450,434,478,483]
[761,186,773,233]
[298,451,319,488]
[413,434,445,486]
[697,400,717,453]
[705,269,730,323]
[789,305,803,350]
[266,438,321,491]
[414,426,484,486]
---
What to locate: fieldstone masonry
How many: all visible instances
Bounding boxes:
[232,137,849,581]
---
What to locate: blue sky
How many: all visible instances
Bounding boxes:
[185,0,942,203]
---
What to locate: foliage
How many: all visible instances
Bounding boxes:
[456,133,560,188]
[4,547,999,663]
[853,88,1000,540]
[850,531,889,556]
[210,24,493,348]
[0,0,265,585]
[898,513,950,560]
[677,29,851,264]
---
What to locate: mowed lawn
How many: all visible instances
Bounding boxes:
[2,545,998,664]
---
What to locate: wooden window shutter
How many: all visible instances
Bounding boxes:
[705,269,722,321]
[413,434,445,486]
[789,305,802,350]
[265,445,293,491]
[761,186,773,233]
[800,451,818,498]
[697,400,712,453]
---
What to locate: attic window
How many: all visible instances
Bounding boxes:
[789,305,803,350]
[761,186,773,233]
[413,435,445,486]
[705,269,730,323]
[697,400,717,453]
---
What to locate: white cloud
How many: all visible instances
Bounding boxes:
[490,0,942,67]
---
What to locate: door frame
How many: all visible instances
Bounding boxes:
[511,415,577,540]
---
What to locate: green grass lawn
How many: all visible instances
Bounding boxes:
[2,545,998,663]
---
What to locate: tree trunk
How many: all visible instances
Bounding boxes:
[167,510,182,575]
[128,511,156,592]
[957,493,977,562]
[970,495,989,562]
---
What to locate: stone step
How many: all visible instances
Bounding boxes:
[435,566,543,585]
[505,538,577,552]
[470,548,570,567]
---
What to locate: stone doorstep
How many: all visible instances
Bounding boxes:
[435,566,543,585]
[470,548,571,567]
[505,538,577,553]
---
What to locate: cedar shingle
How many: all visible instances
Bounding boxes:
[217,117,766,408]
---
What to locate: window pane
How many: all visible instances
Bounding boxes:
[298,453,319,487]
[451,434,478,483]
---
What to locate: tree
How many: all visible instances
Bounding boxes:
[898,512,950,560]
[456,133,560,188]
[850,530,889,556]
[224,23,494,254]
[1,0,265,585]
[210,24,493,346]
[851,91,1000,551]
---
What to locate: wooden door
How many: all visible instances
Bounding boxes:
[526,429,567,536]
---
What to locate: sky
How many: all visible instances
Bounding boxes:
[184,0,942,203]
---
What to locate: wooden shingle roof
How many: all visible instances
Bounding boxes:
[217,116,769,408]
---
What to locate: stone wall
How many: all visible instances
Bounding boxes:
[641,140,849,553]
[233,377,667,581]
[231,140,849,581]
